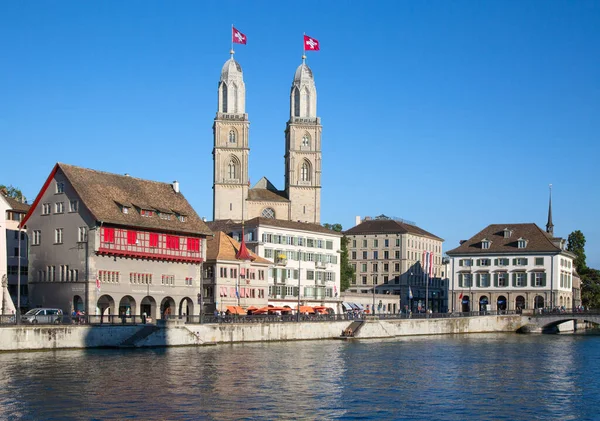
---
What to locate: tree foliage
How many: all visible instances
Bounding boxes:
[567,230,587,274]
[323,222,354,292]
[581,269,600,308]
[0,184,26,203]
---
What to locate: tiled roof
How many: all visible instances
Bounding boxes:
[343,219,443,240]
[247,189,289,202]
[58,163,212,235]
[207,217,341,236]
[446,223,563,255]
[2,195,30,213]
[206,231,272,264]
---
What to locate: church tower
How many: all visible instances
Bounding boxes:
[213,52,250,221]
[284,56,322,223]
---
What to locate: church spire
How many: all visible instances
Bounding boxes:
[546,184,554,236]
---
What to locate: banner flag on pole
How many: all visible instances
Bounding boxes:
[232,27,247,45]
[408,286,413,300]
[303,34,320,51]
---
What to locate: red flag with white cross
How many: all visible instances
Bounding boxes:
[303,35,320,51]
[232,27,247,45]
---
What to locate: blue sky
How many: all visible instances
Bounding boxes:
[1,1,599,267]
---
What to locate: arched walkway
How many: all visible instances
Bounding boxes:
[179,297,194,319]
[479,296,489,312]
[516,295,525,311]
[534,295,545,309]
[461,296,470,312]
[140,296,157,320]
[160,296,176,319]
[119,296,136,316]
[497,295,507,312]
[97,295,115,317]
[73,295,84,312]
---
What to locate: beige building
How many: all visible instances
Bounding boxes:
[212,53,322,224]
[344,215,446,313]
[203,231,271,314]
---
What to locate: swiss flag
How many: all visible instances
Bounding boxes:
[232,27,247,45]
[96,277,101,292]
[304,35,320,51]
[459,292,463,300]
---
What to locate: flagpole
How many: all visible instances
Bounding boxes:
[231,24,234,55]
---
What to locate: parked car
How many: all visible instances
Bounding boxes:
[21,308,63,324]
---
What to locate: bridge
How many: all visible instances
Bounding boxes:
[518,311,600,333]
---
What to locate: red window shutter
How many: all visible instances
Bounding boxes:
[149,233,158,247]
[103,227,115,243]
[167,235,180,250]
[187,238,200,252]
[127,230,137,245]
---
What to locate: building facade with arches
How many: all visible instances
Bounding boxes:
[212,53,322,224]
[446,223,575,313]
[21,163,212,320]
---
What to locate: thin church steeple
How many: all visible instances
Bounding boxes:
[546,184,554,236]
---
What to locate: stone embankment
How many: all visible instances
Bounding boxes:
[0,315,529,352]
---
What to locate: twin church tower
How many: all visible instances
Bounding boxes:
[212,52,322,224]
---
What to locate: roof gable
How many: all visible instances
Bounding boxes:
[206,231,272,264]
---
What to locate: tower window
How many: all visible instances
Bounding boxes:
[222,82,228,113]
[229,130,236,143]
[300,161,310,182]
[294,88,300,117]
[228,159,237,179]
[302,133,310,147]
[261,208,275,219]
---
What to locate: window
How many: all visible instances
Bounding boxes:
[463,274,472,287]
[362,239,367,247]
[33,230,41,245]
[103,227,115,243]
[187,238,200,252]
[229,129,236,143]
[384,251,389,259]
[503,229,512,238]
[384,239,389,247]
[496,258,509,266]
[373,251,379,260]
[480,273,490,287]
[514,258,528,266]
[395,251,400,259]
[161,275,175,285]
[48,265,56,282]
[178,215,186,222]
[362,276,367,285]
[515,272,526,287]
[372,263,378,272]
[535,272,544,286]
[361,264,367,272]
[55,202,64,213]
[518,238,527,249]
[535,257,544,266]
[459,259,473,267]
[482,240,490,249]
[326,240,333,250]
[394,263,400,272]
[42,203,51,215]
[55,228,63,244]
[149,233,159,247]
[159,212,171,220]
[307,238,315,248]
[498,273,508,287]
[141,209,154,217]
[261,208,275,218]
[300,161,310,182]
[122,206,129,214]
[166,236,180,249]
[69,200,78,212]
[78,227,87,242]
[228,159,236,179]
[56,182,64,193]
[479,259,491,266]
[302,133,310,147]
[126,230,137,245]
[373,239,379,247]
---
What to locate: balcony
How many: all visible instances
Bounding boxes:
[315,261,327,269]
[275,255,288,266]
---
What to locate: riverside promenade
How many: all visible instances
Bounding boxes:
[0,313,530,352]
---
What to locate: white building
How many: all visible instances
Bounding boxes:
[0,191,29,310]
[208,218,342,312]
[446,222,575,312]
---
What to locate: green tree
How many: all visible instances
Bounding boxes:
[323,222,354,292]
[567,230,587,274]
[0,184,26,203]
[581,269,600,308]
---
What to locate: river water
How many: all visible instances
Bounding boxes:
[0,333,598,420]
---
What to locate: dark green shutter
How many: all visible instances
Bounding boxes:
[512,273,516,287]
[494,258,498,265]
[458,274,463,288]
[459,260,463,267]
[476,274,481,287]
[523,258,528,265]
[512,258,517,265]
[542,273,546,287]
[530,272,535,287]
[494,273,498,287]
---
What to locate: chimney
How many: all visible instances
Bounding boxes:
[124,173,130,177]
[172,180,180,193]
[355,216,361,226]
[459,240,467,245]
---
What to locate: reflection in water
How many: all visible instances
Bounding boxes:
[0,334,599,420]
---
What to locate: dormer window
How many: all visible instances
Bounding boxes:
[503,228,512,239]
[481,239,491,249]
[141,209,154,217]
[122,206,129,214]
[159,212,172,220]
[518,238,528,249]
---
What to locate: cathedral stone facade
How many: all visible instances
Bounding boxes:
[212,53,322,223]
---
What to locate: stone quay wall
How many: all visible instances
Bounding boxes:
[0,315,526,352]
